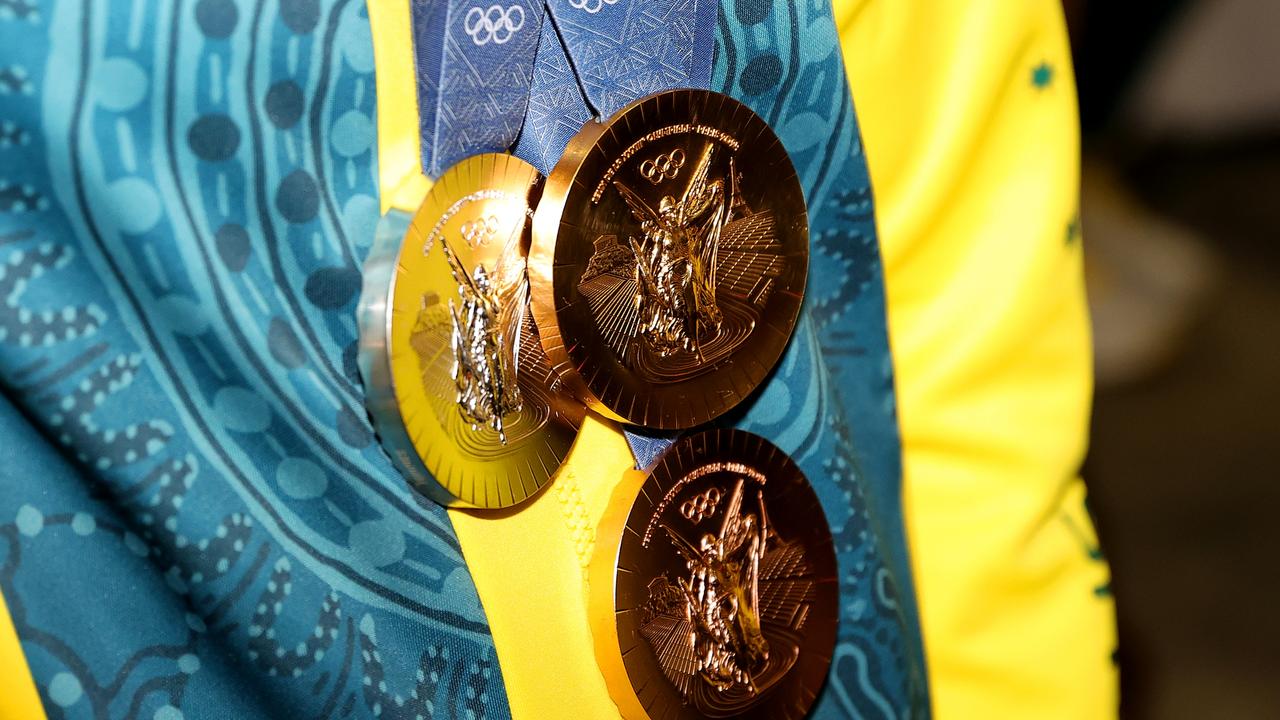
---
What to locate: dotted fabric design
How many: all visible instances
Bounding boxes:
[0,0,509,717]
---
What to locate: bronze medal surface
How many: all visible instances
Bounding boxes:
[530,90,809,429]
[591,429,837,719]
[357,153,584,509]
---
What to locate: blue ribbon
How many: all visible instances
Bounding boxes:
[543,0,719,118]
[412,0,720,171]
[411,0,721,464]
[512,0,719,174]
[412,0,547,176]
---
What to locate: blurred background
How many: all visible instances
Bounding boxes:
[1065,0,1280,716]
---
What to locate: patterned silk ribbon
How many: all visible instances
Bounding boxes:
[411,0,719,174]
[412,0,546,176]
[541,0,719,119]
[510,0,719,174]
[411,0,721,465]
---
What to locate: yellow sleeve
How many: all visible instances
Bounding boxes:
[833,1,1118,717]
[0,591,45,719]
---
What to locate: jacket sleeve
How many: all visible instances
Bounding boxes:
[834,1,1118,716]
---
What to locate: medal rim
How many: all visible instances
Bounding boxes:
[530,89,810,430]
[357,152,584,509]
[589,428,838,720]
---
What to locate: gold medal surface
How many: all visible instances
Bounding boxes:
[590,429,837,719]
[530,90,809,429]
[358,154,584,509]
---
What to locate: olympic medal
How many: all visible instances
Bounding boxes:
[358,154,584,509]
[530,89,809,429]
[590,429,837,719]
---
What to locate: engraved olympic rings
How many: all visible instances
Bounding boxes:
[460,215,502,247]
[464,4,525,46]
[639,148,686,184]
[680,486,722,523]
[567,0,619,14]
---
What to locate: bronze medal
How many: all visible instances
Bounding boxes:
[530,90,809,429]
[358,153,584,509]
[590,429,837,719]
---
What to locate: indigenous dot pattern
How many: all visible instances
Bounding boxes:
[0,0,507,718]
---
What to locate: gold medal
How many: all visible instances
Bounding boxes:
[530,90,809,429]
[358,154,584,509]
[590,429,837,719]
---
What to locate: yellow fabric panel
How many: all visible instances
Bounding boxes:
[834,0,1117,717]
[450,416,638,719]
[0,591,45,719]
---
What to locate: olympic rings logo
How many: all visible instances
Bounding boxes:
[464,4,525,46]
[567,0,619,14]
[460,215,501,247]
[680,487,723,524]
[639,149,686,184]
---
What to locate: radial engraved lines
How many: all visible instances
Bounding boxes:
[578,270,639,360]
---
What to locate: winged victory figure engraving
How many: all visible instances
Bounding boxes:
[612,143,735,360]
[660,477,771,693]
[441,224,528,444]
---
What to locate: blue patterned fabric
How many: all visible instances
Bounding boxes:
[712,2,930,715]
[542,0,718,118]
[412,0,546,177]
[510,0,718,176]
[509,12,596,174]
[0,0,511,718]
